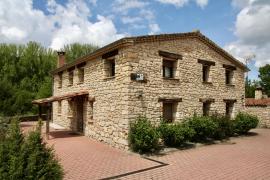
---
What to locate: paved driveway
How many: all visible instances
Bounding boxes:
[21,122,270,180]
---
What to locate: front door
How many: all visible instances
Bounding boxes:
[76,96,84,134]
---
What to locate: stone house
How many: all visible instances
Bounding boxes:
[245,86,270,128]
[33,31,248,149]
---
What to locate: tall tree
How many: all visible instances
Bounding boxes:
[259,64,270,96]
[0,42,98,116]
[245,79,259,98]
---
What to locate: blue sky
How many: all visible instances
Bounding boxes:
[1,0,269,80]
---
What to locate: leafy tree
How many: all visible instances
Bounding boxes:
[245,79,259,98]
[0,42,98,116]
[259,64,270,96]
[62,43,98,63]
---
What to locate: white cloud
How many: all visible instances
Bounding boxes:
[121,16,143,24]
[156,0,208,8]
[225,0,270,67]
[112,0,148,14]
[149,23,161,35]
[0,0,125,50]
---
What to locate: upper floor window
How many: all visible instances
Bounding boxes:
[198,59,215,83]
[159,50,182,79]
[163,60,175,78]
[223,64,236,85]
[68,71,74,85]
[78,68,84,83]
[58,72,63,88]
[68,67,75,86]
[102,49,118,78]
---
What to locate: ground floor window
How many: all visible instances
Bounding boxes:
[163,102,176,123]
[225,102,234,118]
[203,102,211,116]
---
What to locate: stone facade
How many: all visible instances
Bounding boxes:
[244,106,270,128]
[51,32,247,149]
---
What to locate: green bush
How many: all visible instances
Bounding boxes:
[210,114,234,139]
[185,115,219,141]
[233,112,259,135]
[158,122,195,147]
[129,116,160,153]
[0,119,63,180]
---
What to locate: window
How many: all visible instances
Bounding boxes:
[105,59,115,77]
[198,59,215,83]
[225,102,234,118]
[58,101,62,114]
[78,68,84,83]
[163,102,176,123]
[203,102,210,116]
[225,69,233,85]
[202,65,210,82]
[58,72,62,88]
[68,70,73,85]
[163,60,175,78]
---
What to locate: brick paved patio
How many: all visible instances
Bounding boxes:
[21,122,270,180]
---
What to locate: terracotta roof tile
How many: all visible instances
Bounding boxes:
[245,98,270,106]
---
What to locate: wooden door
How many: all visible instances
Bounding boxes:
[76,97,84,133]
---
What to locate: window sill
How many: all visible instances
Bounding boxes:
[163,77,179,81]
[103,76,115,81]
[202,81,213,85]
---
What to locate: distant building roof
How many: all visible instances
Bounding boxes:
[246,98,270,106]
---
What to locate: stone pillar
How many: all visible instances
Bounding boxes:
[255,86,263,99]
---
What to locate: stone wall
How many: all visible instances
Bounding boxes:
[245,106,270,128]
[52,36,246,149]
[124,38,246,125]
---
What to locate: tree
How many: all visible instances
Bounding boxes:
[0,42,98,116]
[245,79,259,98]
[259,64,270,96]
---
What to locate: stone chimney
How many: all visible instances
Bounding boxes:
[255,85,263,99]
[57,51,66,68]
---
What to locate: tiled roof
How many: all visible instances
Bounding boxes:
[32,90,89,105]
[245,98,270,106]
[51,31,249,74]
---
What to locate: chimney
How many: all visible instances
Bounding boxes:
[57,51,66,68]
[255,85,263,99]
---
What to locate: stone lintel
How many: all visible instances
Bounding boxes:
[198,59,215,66]
[223,64,237,71]
[199,98,215,103]
[158,98,182,103]
[158,50,182,60]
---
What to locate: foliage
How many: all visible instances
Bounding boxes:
[210,114,233,139]
[0,119,63,180]
[233,112,259,135]
[185,115,219,141]
[245,79,259,98]
[0,42,98,116]
[62,43,98,63]
[158,121,195,147]
[129,116,160,153]
[259,64,270,96]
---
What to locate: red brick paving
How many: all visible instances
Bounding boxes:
[21,122,270,180]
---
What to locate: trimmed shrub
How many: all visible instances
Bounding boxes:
[158,122,195,147]
[233,112,259,135]
[129,116,160,153]
[210,114,234,139]
[185,115,219,141]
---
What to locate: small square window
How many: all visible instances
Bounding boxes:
[202,65,210,82]
[203,102,210,116]
[163,60,175,78]
[225,69,233,85]
[68,71,74,85]
[163,102,176,123]
[78,68,84,83]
